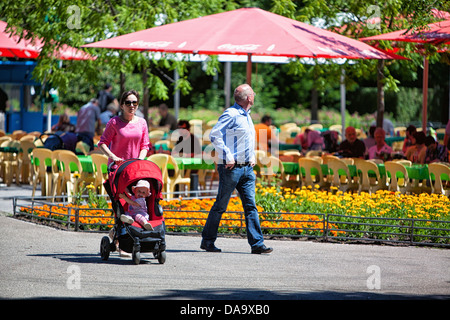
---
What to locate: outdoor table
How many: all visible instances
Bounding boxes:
[282,162,328,176]
[165,157,216,192]
[385,136,404,146]
[0,146,19,153]
[279,143,302,151]
[154,142,171,152]
[164,157,216,171]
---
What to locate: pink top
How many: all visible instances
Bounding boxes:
[98,116,150,165]
[368,143,392,160]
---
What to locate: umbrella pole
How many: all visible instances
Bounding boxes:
[422,56,428,132]
[246,53,252,86]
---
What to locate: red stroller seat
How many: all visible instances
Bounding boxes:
[100,159,166,264]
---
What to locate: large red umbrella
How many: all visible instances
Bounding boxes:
[83,7,400,85]
[361,18,450,131]
[0,20,93,60]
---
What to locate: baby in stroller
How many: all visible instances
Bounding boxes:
[119,179,154,231]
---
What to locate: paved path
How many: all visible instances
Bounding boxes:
[0,184,449,304]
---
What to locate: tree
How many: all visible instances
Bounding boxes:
[290,0,450,127]
[0,0,238,120]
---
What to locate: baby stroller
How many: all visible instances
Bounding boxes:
[100,159,166,264]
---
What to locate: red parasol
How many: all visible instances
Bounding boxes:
[0,20,94,60]
[83,7,402,85]
[361,18,450,131]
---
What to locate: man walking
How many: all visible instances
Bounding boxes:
[201,84,273,254]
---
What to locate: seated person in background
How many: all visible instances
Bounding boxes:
[254,115,278,152]
[363,126,376,152]
[405,131,426,164]
[370,114,394,136]
[337,126,366,158]
[158,103,178,131]
[99,103,118,126]
[119,179,153,231]
[402,125,417,154]
[368,127,392,161]
[424,136,449,163]
[172,120,202,158]
[294,129,324,151]
[52,113,75,132]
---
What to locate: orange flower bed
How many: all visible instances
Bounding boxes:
[20,203,115,230]
[20,197,335,236]
[160,197,338,236]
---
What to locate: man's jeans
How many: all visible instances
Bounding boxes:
[202,164,264,249]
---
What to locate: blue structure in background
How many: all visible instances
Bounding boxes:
[0,60,74,133]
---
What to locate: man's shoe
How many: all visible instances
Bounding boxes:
[200,243,222,252]
[251,245,273,254]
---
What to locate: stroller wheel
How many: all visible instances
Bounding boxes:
[132,247,140,265]
[100,236,110,261]
[157,251,166,264]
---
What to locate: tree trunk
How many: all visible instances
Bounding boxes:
[311,87,318,123]
[142,67,149,126]
[376,60,385,128]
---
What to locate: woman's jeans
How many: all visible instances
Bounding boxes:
[201,164,264,249]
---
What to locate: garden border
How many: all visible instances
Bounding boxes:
[12,197,450,248]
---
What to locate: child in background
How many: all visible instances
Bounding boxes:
[119,179,153,231]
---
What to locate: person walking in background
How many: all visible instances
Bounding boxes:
[201,84,273,254]
[0,87,9,132]
[98,89,151,168]
[97,83,118,113]
[75,98,101,151]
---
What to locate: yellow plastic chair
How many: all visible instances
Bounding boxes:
[147,154,170,198]
[56,150,94,202]
[206,119,218,129]
[19,134,37,142]
[305,150,323,157]
[428,163,450,196]
[90,153,109,195]
[258,155,289,187]
[394,159,412,166]
[1,140,20,186]
[31,148,53,198]
[149,130,166,145]
[76,141,90,155]
[50,150,68,200]
[17,140,36,184]
[384,161,410,194]
[167,155,191,199]
[355,160,387,194]
[322,154,340,164]
[279,123,297,132]
[327,158,358,193]
[154,139,173,151]
[298,157,329,190]
[308,123,323,131]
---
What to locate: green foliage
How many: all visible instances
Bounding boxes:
[1,0,449,124]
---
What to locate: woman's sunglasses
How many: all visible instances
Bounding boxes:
[124,100,138,107]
